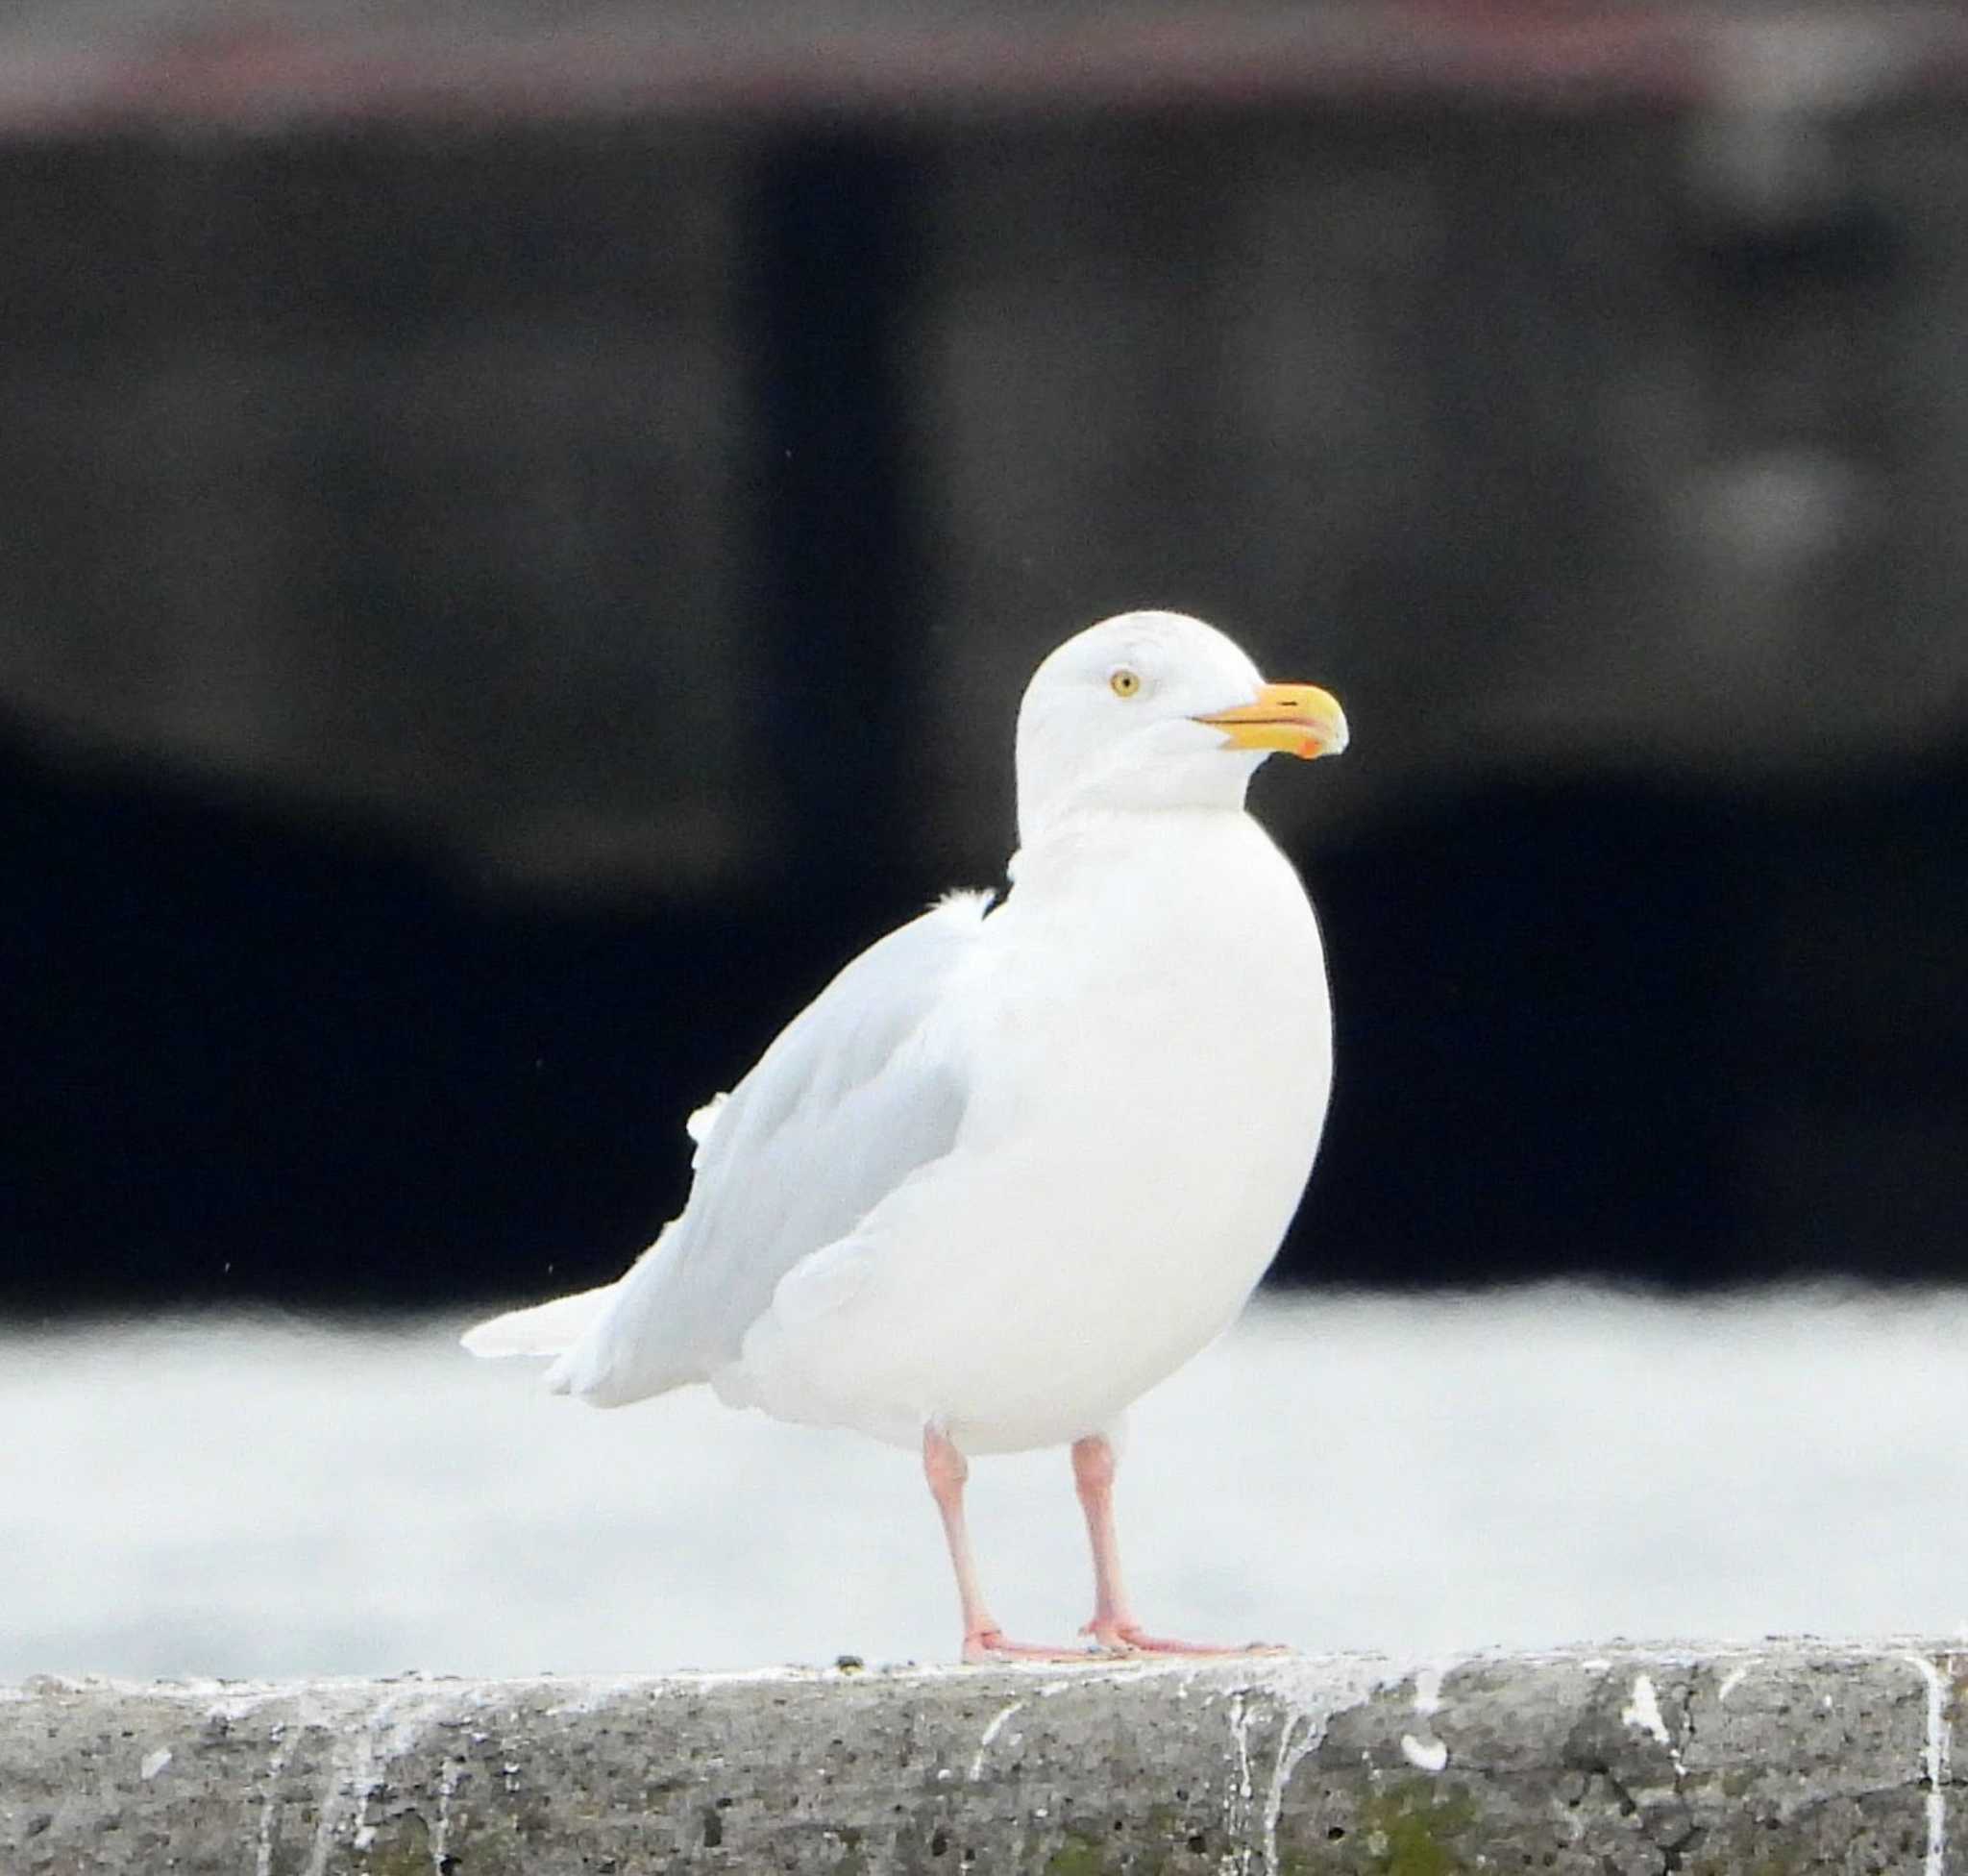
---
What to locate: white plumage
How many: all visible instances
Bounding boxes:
[465,609,1348,1658]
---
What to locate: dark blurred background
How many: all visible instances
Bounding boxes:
[2,0,1963,1314]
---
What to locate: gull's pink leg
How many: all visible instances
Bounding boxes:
[1072,1434,1274,1655]
[923,1426,1087,1664]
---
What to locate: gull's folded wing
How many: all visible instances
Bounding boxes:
[481,891,991,1407]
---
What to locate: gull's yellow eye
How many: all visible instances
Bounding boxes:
[1110,668,1142,699]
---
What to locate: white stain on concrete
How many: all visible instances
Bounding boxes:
[1400,1662,1451,1772]
[1900,1651,1951,1876]
[431,1757,463,1876]
[544,1675,660,1717]
[281,1683,480,1876]
[1223,1688,1258,1870]
[1621,1671,1686,1778]
[1401,1733,1449,1772]
[1213,1655,1409,1874]
[968,1699,1025,1782]
[254,1728,291,1876]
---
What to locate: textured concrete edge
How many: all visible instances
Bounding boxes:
[0,1642,1959,1874]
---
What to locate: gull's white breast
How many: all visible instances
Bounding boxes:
[722,809,1333,1453]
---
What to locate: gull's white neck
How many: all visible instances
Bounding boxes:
[1006,799,1262,892]
[1012,729,1268,853]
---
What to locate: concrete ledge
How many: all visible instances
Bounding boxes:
[2,1644,1957,1874]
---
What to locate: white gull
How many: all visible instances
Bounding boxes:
[464,609,1348,1660]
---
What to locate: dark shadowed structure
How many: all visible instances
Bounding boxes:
[2,1,1963,1308]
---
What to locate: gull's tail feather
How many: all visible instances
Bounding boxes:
[461,1284,618,1361]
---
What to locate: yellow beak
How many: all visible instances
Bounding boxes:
[1193,682,1349,760]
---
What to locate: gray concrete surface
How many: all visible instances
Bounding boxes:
[1,1644,1956,1874]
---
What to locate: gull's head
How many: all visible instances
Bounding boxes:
[1014,610,1347,843]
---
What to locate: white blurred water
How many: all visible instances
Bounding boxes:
[6,1286,1966,1682]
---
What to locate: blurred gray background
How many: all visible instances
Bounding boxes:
[3,0,1964,1304]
